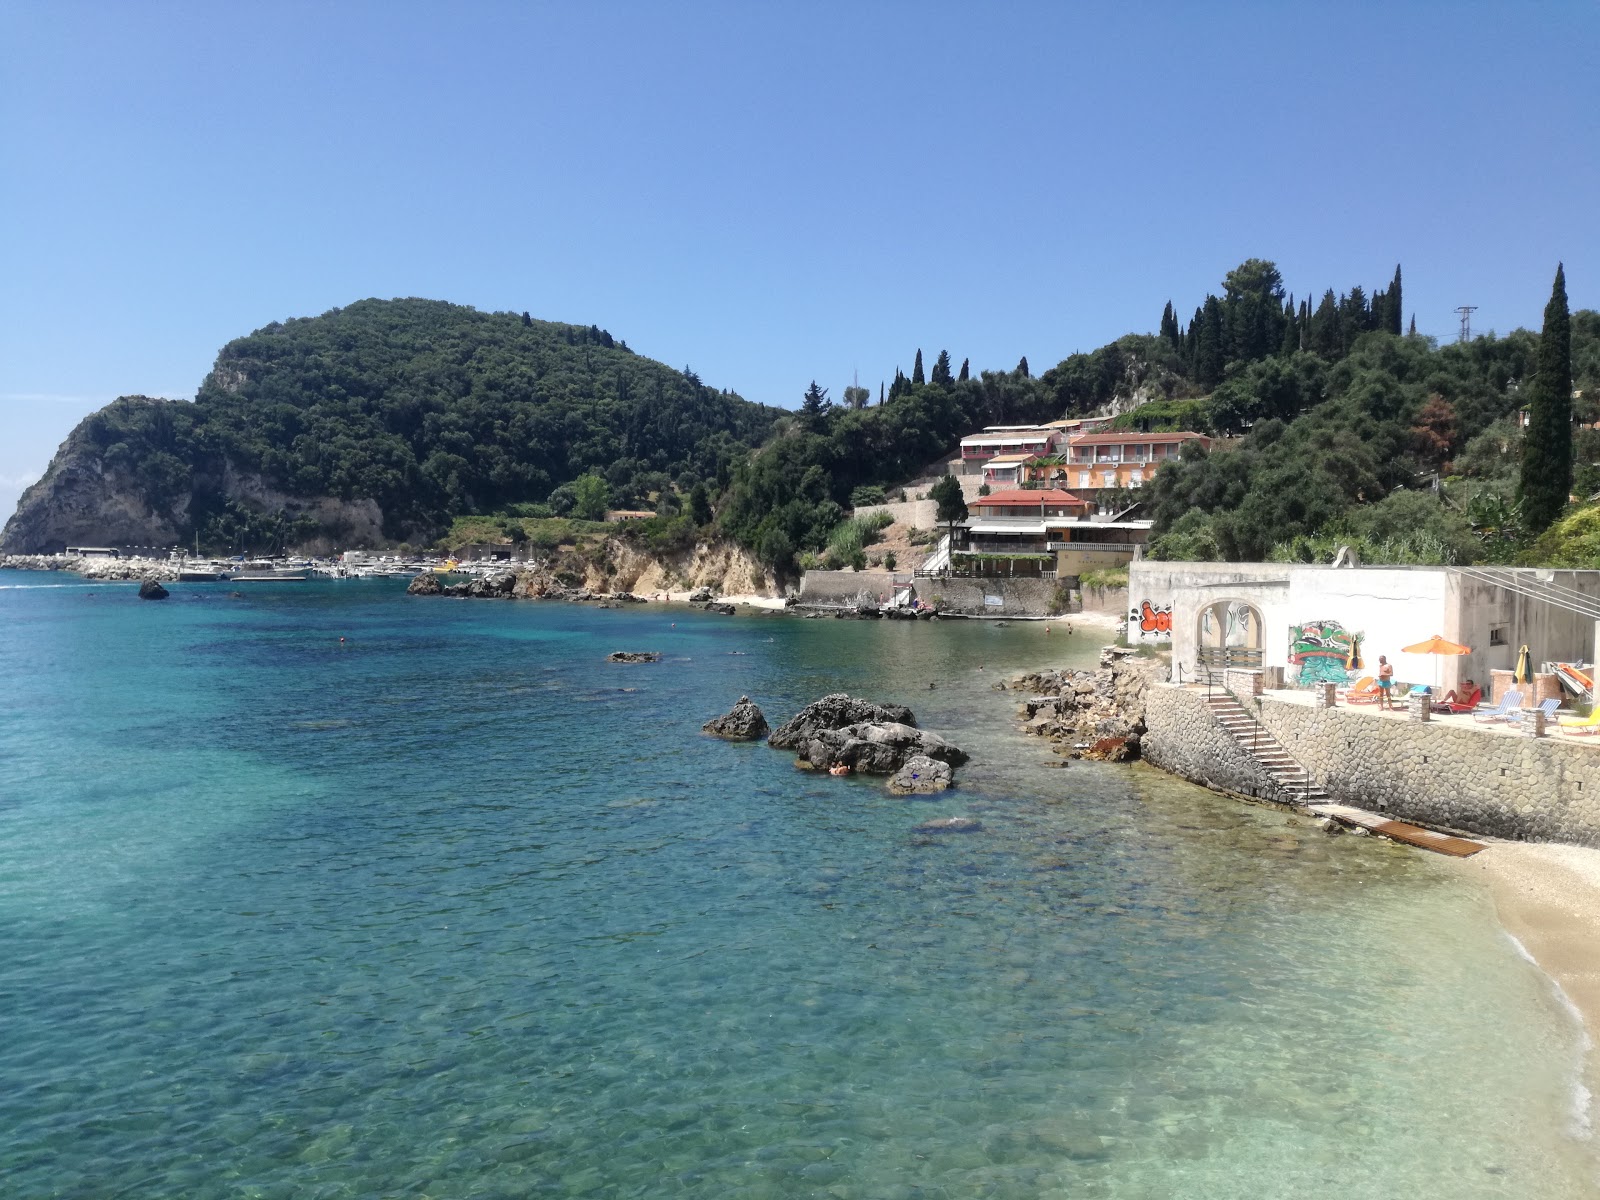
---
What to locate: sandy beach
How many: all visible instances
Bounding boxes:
[1466,840,1600,1116]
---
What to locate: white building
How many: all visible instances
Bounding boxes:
[1129,560,1600,696]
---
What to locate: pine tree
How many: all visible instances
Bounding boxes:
[1518,263,1573,532]
[1016,356,1029,378]
[799,380,831,431]
[958,358,969,382]
[521,311,532,327]
[912,350,925,386]
[931,349,954,386]
[1309,290,1341,358]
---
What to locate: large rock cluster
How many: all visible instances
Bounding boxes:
[1005,647,1163,762]
[407,570,520,598]
[768,693,918,748]
[766,693,967,778]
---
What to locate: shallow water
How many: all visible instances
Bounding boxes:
[0,574,1593,1198]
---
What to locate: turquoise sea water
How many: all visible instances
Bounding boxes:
[0,573,1594,1199]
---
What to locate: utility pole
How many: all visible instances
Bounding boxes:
[1454,305,1478,344]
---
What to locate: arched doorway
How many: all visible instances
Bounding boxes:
[1198,599,1263,678]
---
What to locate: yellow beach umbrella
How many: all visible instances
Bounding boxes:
[1402,634,1471,693]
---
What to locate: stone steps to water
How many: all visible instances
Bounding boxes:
[1203,693,1328,804]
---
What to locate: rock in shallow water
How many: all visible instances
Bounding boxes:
[887,754,953,795]
[703,696,770,741]
[137,578,168,600]
[606,651,661,663]
[914,815,982,833]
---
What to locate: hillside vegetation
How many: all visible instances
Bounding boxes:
[31,299,780,549]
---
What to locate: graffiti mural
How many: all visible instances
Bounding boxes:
[1289,619,1363,685]
[1129,599,1173,641]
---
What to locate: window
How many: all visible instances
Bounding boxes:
[1078,472,1091,487]
[1489,628,1508,646]
[1130,470,1143,485]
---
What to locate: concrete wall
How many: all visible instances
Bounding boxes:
[917,577,1063,617]
[798,569,911,606]
[853,498,938,532]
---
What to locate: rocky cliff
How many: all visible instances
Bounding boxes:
[1,399,388,554]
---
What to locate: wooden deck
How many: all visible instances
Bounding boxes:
[1308,804,1486,857]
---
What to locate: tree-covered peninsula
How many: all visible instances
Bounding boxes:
[2,299,781,553]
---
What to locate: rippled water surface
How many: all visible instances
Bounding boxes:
[1,574,1594,1198]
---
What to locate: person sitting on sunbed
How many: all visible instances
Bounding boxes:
[1438,679,1481,713]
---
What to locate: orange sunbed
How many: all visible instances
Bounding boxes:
[1343,675,1380,704]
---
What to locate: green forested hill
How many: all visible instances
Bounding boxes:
[41,299,781,547]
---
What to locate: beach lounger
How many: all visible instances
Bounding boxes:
[1557,709,1600,735]
[1505,697,1561,727]
[1343,676,1381,705]
[1472,689,1523,722]
[1437,686,1482,714]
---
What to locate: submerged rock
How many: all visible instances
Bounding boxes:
[703,696,770,741]
[887,754,953,795]
[914,816,982,834]
[606,651,660,663]
[768,693,918,749]
[137,578,169,600]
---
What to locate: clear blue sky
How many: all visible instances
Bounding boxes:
[3,2,1597,519]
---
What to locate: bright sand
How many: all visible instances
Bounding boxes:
[1467,840,1600,1125]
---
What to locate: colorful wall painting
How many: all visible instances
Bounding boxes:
[1290,619,1363,684]
[1130,599,1173,641]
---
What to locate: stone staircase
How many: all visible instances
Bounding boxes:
[1203,692,1329,806]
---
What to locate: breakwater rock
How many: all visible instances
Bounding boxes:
[137,578,169,600]
[607,651,660,664]
[702,696,769,740]
[3,554,178,581]
[1007,647,1164,762]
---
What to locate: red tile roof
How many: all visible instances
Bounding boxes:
[979,489,1086,507]
[1068,431,1208,445]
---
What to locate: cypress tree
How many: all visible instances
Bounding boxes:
[958,357,969,382]
[1195,296,1225,387]
[879,381,885,404]
[1280,296,1299,356]
[1016,356,1029,378]
[1309,290,1341,358]
[912,349,925,386]
[1387,265,1403,335]
[1518,263,1573,532]
[931,349,954,386]
[1408,314,1416,337]
[1159,301,1180,344]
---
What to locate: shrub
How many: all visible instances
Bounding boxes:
[1079,567,1129,590]
[883,552,897,571]
[850,484,886,507]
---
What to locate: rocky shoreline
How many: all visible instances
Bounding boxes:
[1000,646,1163,762]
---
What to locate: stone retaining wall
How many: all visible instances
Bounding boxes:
[1254,697,1600,845]
[797,569,909,607]
[1144,681,1600,845]
[1143,684,1282,801]
[917,577,1063,617]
